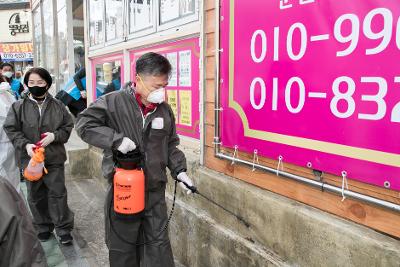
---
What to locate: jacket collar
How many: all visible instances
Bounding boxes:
[28,93,51,104]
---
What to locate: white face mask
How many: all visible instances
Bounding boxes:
[3,71,13,79]
[146,88,165,104]
[0,82,11,92]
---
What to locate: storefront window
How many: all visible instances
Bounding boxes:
[73,0,85,70]
[33,7,43,67]
[89,0,104,46]
[159,0,195,25]
[57,0,66,9]
[57,4,69,89]
[42,0,56,76]
[105,0,124,42]
[129,0,153,33]
[93,57,123,98]
[129,38,200,139]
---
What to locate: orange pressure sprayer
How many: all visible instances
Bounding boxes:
[24,146,48,181]
[113,150,145,218]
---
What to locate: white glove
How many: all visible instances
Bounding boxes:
[80,90,87,99]
[26,144,36,157]
[39,132,55,147]
[177,172,194,195]
[117,137,137,154]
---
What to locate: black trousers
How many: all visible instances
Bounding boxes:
[26,164,74,236]
[67,98,87,117]
[105,184,175,267]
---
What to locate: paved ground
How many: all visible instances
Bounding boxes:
[21,177,109,267]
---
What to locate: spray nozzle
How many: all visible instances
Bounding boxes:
[175,178,251,228]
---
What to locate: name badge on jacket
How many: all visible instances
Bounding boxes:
[151,117,164,129]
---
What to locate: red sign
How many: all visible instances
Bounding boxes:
[0,43,33,62]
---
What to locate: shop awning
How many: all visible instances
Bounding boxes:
[0,42,33,62]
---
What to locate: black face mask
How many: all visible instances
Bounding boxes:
[28,86,47,98]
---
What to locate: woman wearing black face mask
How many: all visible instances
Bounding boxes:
[3,67,75,245]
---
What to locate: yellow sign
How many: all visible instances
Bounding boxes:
[167,90,178,119]
[179,90,192,126]
[0,43,33,53]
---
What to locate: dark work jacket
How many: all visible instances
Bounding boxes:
[3,94,73,168]
[0,177,47,267]
[75,83,187,190]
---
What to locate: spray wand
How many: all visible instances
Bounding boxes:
[177,179,251,228]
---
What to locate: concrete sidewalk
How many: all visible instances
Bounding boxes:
[21,177,109,267]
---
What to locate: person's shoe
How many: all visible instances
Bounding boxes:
[37,232,52,242]
[58,233,73,245]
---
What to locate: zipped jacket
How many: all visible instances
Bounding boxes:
[76,83,187,190]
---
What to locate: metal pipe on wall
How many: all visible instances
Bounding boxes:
[213,0,222,153]
[216,153,400,213]
[212,0,400,214]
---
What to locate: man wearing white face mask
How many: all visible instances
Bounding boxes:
[76,52,194,267]
[0,63,24,99]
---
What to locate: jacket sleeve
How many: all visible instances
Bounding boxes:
[3,102,30,151]
[0,178,47,267]
[75,97,124,150]
[73,67,86,92]
[54,104,73,144]
[167,106,187,178]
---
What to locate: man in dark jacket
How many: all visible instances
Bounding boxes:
[76,52,194,267]
[56,67,87,117]
[3,67,74,245]
[0,176,47,267]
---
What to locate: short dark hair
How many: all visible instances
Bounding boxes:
[136,52,171,77]
[0,62,14,71]
[24,67,52,88]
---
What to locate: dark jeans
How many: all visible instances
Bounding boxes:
[105,184,175,267]
[26,164,74,236]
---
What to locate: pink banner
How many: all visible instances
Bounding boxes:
[220,0,400,190]
[130,38,200,139]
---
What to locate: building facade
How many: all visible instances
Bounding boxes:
[82,0,400,266]
[31,0,84,92]
[84,0,201,142]
[0,0,33,72]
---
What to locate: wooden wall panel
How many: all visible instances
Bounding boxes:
[205,9,215,34]
[205,55,215,80]
[205,79,215,103]
[204,147,400,237]
[205,0,215,11]
[205,33,215,57]
[205,103,215,126]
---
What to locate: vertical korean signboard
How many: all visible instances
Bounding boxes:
[130,37,200,139]
[220,0,400,190]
